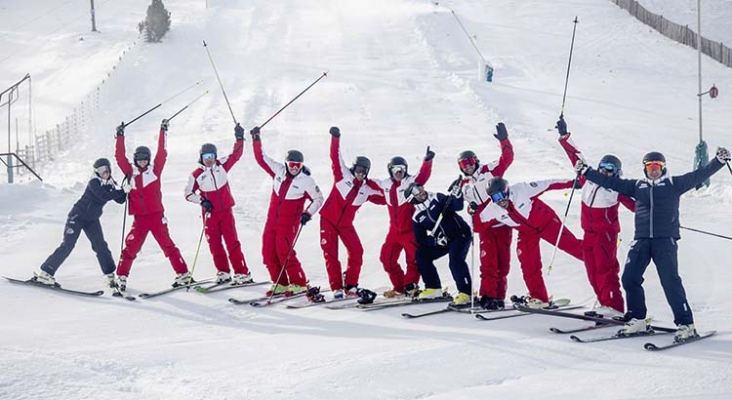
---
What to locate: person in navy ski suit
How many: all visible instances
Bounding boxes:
[407,180,473,306]
[576,146,730,340]
[33,158,128,287]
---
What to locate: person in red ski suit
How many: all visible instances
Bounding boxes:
[251,126,324,296]
[184,124,254,286]
[114,120,189,290]
[556,116,635,315]
[373,148,434,297]
[480,177,584,307]
[318,127,384,298]
[458,122,514,310]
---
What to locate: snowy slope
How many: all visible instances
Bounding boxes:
[2,1,732,399]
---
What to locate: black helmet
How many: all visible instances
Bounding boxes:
[93,157,111,169]
[388,156,408,177]
[404,182,426,204]
[486,177,509,198]
[199,143,217,164]
[286,149,304,163]
[133,146,151,167]
[642,151,666,178]
[598,154,622,174]
[458,150,479,172]
[351,156,371,176]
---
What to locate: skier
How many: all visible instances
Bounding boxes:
[32,158,129,288]
[556,115,635,316]
[406,180,473,307]
[373,148,434,298]
[114,120,191,291]
[318,127,384,299]
[184,124,254,286]
[575,146,731,341]
[480,177,584,308]
[458,122,514,310]
[251,126,324,296]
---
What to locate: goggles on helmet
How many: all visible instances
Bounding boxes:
[353,165,369,175]
[286,161,303,170]
[598,161,619,174]
[390,165,407,175]
[643,160,665,173]
[202,153,216,160]
[490,190,509,203]
[458,157,477,170]
[95,165,110,175]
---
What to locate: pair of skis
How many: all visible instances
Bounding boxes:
[400,298,579,320]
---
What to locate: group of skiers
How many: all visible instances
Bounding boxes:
[30,115,732,342]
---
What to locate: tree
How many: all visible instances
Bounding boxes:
[140,0,171,43]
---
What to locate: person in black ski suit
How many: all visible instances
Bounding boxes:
[406,179,473,307]
[575,146,731,341]
[33,158,129,287]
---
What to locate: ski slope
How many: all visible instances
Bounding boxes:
[2,1,732,399]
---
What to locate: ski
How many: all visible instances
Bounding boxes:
[4,276,104,297]
[513,304,677,333]
[570,329,670,343]
[138,277,215,299]
[195,281,269,294]
[111,286,136,301]
[401,305,500,319]
[286,296,356,309]
[549,323,612,334]
[354,295,454,311]
[644,331,716,351]
[250,291,309,307]
[401,307,454,319]
[474,303,582,321]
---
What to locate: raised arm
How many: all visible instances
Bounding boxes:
[152,124,168,176]
[222,125,245,171]
[251,127,277,178]
[329,128,346,181]
[487,122,514,177]
[583,168,637,197]
[114,127,133,177]
[672,157,725,194]
[414,146,434,185]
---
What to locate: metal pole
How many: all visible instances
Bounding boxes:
[90,0,98,32]
[561,17,579,116]
[6,88,12,183]
[697,0,703,143]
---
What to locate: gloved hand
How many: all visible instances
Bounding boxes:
[160,119,169,131]
[574,159,588,175]
[122,182,133,193]
[250,126,261,141]
[467,201,479,215]
[329,126,340,137]
[555,115,568,136]
[716,147,731,163]
[436,234,448,246]
[448,177,463,198]
[300,213,311,226]
[234,123,245,141]
[116,123,125,138]
[424,146,435,162]
[201,198,214,212]
[494,122,508,141]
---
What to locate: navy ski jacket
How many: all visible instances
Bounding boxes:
[70,176,127,221]
[583,159,724,239]
[412,192,471,247]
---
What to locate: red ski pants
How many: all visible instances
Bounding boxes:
[320,219,363,290]
[204,209,249,275]
[516,214,583,302]
[116,212,188,277]
[477,225,513,300]
[379,229,421,292]
[262,223,307,286]
[582,230,624,312]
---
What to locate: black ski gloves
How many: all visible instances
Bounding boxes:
[555,115,568,136]
[250,126,261,141]
[424,146,435,162]
[494,122,508,141]
[116,123,125,138]
[448,176,463,198]
[716,147,731,162]
[201,198,214,213]
[300,213,311,226]
[161,119,169,131]
[467,201,479,215]
[329,126,340,137]
[234,123,245,141]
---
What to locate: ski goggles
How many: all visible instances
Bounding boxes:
[95,165,110,175]
[353,165,369,175]
[490,190,509,203]
[643,160,665,173]
[458,157,477,170]
[201,153,216,160]
[598,161,619,173]
[286,161,303,170]
[390,165,407,175]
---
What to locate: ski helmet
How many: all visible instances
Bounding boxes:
[387,156,408,177]
[457,150,479,173]
[93,158,111,176]
[133,146,151,166]
[598,154,622,175]
[486,177,509,202]
[404,182,426,204]
[199,143,217,164]
[642,151,666,178]
[351,156,371,176]
[286,149,305,163]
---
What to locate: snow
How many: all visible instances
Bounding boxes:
[1,0,732,399]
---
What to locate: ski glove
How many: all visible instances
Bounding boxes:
[201,198,214,213]
[329,126,340,137]
[116,123,125,138]
[424,146,435,162]
[574,159,588,175]
[716,147,731,162]
[234,123,245,141]
[448,176,463,198]
[556,115,568,136]
[494,122,508,141]
[161,119,169,131]
[300,213,311,226]
[467,201,479,215]
[122,182,133,193]
[250,126,261,141]
[427,232,448,247]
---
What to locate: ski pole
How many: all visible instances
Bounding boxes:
[187,212,208,288]
[120,175,130,255]
[680,225,732,241]
[560,17,579,116]
[267,223,305,303]
[166,90,209,122]
[547,174,580,274]
[119,80,204,129]
[203,40,237,125]
[258,71,328,129]
[727,161,732,176]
